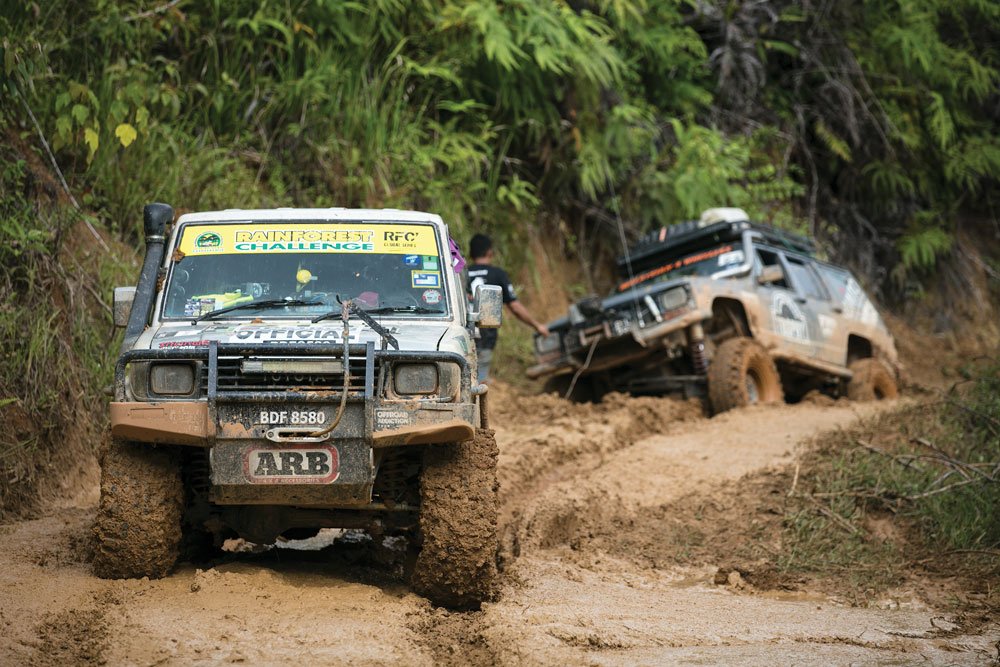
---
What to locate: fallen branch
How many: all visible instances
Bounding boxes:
[911,549,1000,565]
[804,495,860,535]
[787,461,801,497]
[911,437,996,483]
[903,478,978,500]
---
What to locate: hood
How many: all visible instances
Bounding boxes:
[547,277,692,332]
[145,320,451,352]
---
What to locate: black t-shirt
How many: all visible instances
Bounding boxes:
[466,263,516,350]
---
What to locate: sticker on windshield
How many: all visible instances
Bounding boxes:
[195,232,222,250]
[421,255,439,270]
[422,289,442,305]
[177,223,439,256]
[411,271,440,288]
[184,298,216,317]
[403,255,422,267]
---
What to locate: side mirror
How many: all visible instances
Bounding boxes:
[113,287,136,327]
[470,284,502,328]
[757,265,785,285]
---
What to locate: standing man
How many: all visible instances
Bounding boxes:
[467,233,550,382]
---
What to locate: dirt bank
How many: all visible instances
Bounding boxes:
[1,388,996,665]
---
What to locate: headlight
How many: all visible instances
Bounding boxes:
[535,333,562,354]
[394,363,438,395]
[149,363,196,396]
[658,287,688,312]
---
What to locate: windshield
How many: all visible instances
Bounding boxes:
[161,221,449,319]
[616,244,743,292]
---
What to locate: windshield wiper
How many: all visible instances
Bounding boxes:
[311,300,399,350]
[193,298,322,323]
[363,305,441,315]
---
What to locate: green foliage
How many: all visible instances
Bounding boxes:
[782,367,1000,591]
[0,143,131,512]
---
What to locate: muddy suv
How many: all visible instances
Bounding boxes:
[529,208,899,410]
[97,204,503,609]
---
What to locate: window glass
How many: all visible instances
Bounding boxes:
[785,257,827,300]
[755,248,789,289]
[162,222,449,319]
[815,264,851,304]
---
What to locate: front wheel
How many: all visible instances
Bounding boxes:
[846,358,898,401]
[409,429,499,609]
[707,338,784,414]
[93,438,184,579]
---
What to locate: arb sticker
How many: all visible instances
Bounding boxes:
[411,271,440,288]
[422,289,442,305]
[245,445,340,484]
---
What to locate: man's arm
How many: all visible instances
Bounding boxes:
[507,300,550,337]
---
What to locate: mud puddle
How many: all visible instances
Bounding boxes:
[1,389,997,665]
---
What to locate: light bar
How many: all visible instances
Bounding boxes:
[241,359,344,375]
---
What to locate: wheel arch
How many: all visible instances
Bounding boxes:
[846,334,873,365]
[709,297,753,340]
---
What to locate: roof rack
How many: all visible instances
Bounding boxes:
[619,209,814,271]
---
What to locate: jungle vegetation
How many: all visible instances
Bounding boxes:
[0,1,998,510]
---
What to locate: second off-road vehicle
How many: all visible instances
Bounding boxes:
[528,208,899,410]
[97,204,503,609]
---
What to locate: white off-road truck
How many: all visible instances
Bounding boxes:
[97,204,503,609]
[529,208,899,409]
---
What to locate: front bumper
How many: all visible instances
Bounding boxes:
[527,308,708,379]
[110,342,477,507]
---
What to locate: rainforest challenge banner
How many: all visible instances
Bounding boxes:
[177,222,439,256]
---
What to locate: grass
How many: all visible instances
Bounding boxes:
[780,365,1000,600]
[0,143,132,517]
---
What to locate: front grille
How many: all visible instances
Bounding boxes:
[200,355,371,394]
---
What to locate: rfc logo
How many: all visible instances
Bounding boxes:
[195,231,222,248]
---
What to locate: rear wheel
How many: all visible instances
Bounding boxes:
[93,438,184,579]
[847,358,898,401]
[409,429,499,609]
[707,338,783,414]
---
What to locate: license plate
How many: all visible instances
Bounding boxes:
[244,445,340,484]
[258,409,328,426]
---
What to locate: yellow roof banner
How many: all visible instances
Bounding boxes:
[177,223,440,256]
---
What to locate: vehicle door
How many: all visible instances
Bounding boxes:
[753,246,823,360]
[781,254,842,365]
[813,263,882,364]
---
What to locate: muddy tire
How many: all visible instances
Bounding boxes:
[93,438,183,579]
[410,429,499,609]
[847,358,898,401]
[707,338,783,414]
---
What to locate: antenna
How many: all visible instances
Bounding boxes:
[606,177,644,326]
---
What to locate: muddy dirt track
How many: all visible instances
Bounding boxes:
[1,388,997,665]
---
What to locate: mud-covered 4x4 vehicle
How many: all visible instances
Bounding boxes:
[97,204,504,609]
[529,208,899,410]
